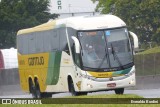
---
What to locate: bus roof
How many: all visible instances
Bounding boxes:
[17,14,126,35]
[17,20,56,35]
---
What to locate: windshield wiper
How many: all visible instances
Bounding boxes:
[95,43,124,71]
[111,43,124,70]
[95,50,109,72]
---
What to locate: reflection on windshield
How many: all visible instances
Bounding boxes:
[78,31,109,69]
[78,28,133,71]
[106,28,133,68]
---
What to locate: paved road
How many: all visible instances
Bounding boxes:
[0,89,160,98]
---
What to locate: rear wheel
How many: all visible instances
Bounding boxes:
[35,80,42,98]
[115,88,124,94]
[35,80,52,98]
[29,80,36,98]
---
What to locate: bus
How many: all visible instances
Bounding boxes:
[17,15,138,98]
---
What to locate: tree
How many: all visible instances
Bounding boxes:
[93,0,160,45]
[0,0,58,48]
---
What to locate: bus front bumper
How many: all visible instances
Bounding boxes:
[79,73,136,92]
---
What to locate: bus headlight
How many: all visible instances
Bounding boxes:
[80,74,96,80]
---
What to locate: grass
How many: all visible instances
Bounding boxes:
[0,94,160,107]
[137,46,160,55]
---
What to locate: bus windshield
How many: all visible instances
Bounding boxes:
[78,28,133,71]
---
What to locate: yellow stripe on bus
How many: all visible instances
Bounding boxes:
[87,71,113,78]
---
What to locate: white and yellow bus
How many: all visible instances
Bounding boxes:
[17,15,138,98]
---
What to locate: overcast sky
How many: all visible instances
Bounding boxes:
[49,0,98,13]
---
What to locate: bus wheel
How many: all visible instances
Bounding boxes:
[34,80,52,98]
[115,88,124,94]
[35,80,42,98]
[29,80,37,98]
[69,79,78,96]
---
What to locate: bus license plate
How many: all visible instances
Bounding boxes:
[107,83,116,87]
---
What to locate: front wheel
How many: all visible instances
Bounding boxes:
[69,79,88,96]
[114,88,124,94]
[69,79,78,96]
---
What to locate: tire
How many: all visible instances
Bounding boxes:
[35,80,52,98]
[35,80,42,98]
[29,80,37,98]
[69,79,87,96]
[115,88,124,94]
[69,79,78,96]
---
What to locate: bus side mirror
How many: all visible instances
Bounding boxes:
[71,36,80,53]
[129,31,139,51]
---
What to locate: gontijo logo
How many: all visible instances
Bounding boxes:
[28,56,44,66]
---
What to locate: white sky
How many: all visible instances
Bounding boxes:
[49,0,98,13]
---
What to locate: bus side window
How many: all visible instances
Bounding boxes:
[28,33,36,54]
[23,35,29,54]
[36,32,43,53]
[17,35,23,54]
[51,30,59,51]
[59,28,69,54]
